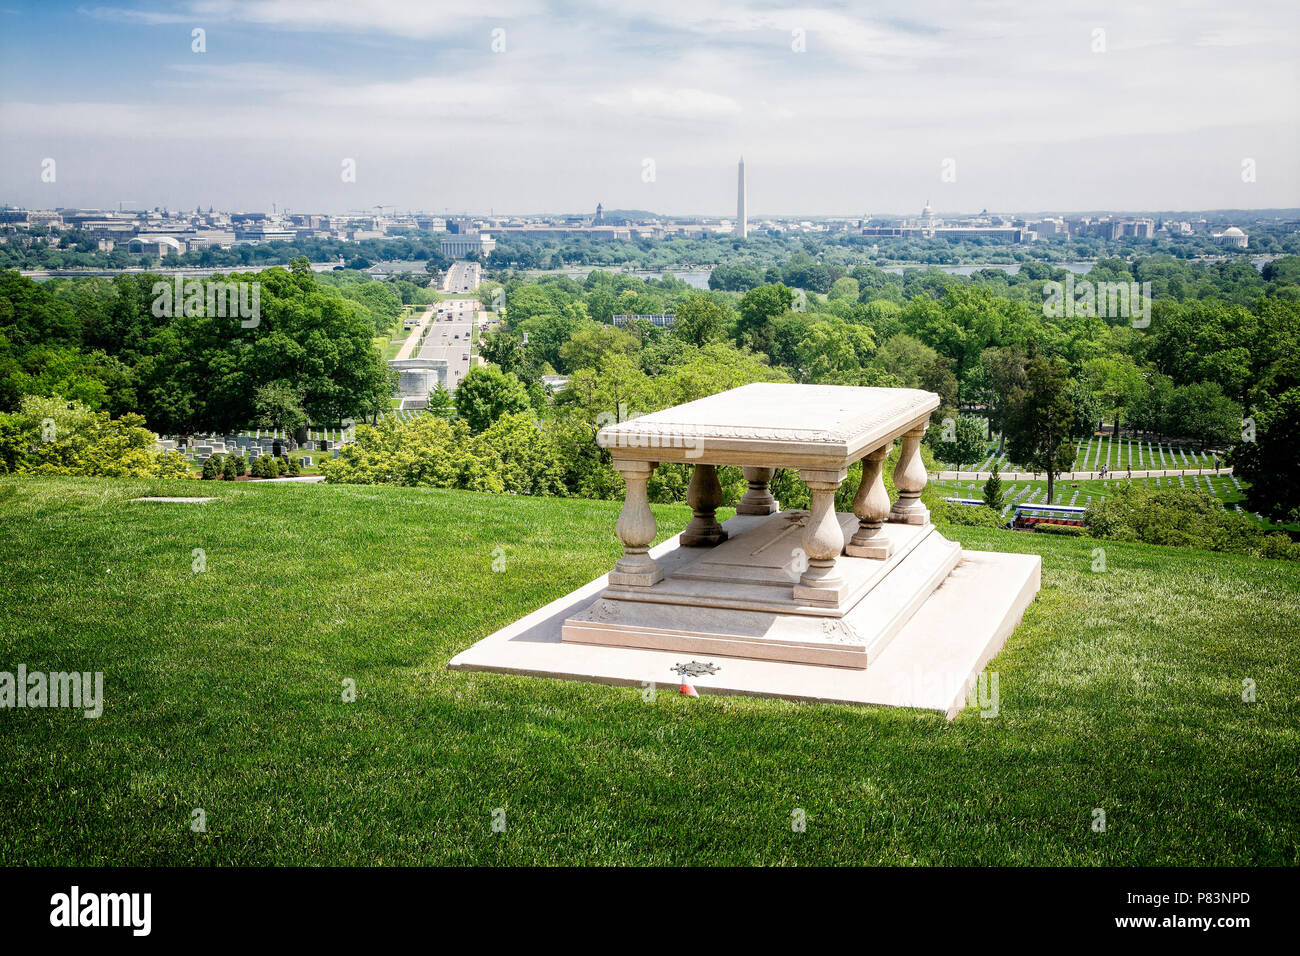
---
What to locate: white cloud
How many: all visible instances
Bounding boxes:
[87,0,544,35]
[5,1,1298,212]
[592,87,742,119]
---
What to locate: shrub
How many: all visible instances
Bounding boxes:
[201,455,222,480]
[3,395,196,480]
[936,500,1005,528]
[1086,483,1300,560]
[221,455,237,480]
[232,453,247,476]
[321,415,506,492]
[276,456,288,476]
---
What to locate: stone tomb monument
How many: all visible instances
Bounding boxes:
[450,384,1041,717]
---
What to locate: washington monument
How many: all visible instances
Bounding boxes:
[736,156,748,238]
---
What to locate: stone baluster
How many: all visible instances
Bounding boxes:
[889,423,930,525]
[681,464,728,547]
[609,460,663,587]
[846,445,894,559]
[794,468,847,603]
[736,466,778,515]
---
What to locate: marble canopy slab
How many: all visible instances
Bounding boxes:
[595,382,939,469]
[597,383,941,601]
[449,383,1042,714]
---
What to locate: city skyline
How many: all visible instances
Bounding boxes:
[1,1,1298,214]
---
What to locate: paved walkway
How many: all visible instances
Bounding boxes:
[392,305,434,361]
[935,467,1233,481]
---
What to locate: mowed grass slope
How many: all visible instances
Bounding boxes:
[0,476,1297,866]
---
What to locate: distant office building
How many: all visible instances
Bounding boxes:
[492,225,630,240]
[233,222,297,242]
[1121,218,1155,239]
[26,210,64,227]
[736,157,748,239]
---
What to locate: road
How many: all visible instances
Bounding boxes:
[441,260,482,294]
[419,297,477,389]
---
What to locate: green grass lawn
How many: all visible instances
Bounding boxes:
[1,476,1297,865]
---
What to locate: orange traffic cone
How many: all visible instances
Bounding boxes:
[679,681,699,697]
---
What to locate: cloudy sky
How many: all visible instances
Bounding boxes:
[1,0,1297,216]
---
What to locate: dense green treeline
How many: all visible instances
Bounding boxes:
[454,255,1299,520]
[0,258,395,434]
[2,244,1297,524]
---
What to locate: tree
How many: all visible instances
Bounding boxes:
[975,346,1027,452]
[453,365,531,434]
[1165,381,1241,449]
[1230,387,1300,522]
[557,323,638,371]
[735,284,794,351]
[827,277,860,302]
[1083,354,1146,439]
[672,294,729,347]
[982,461,1005,512]
[870,334,958,410]
[253,381,308,434]
[937,414,986,468]
[478,329,527,377]
[427,382,454,418]
[1005,357,1076,503]
[476,412,566,496]
[1065,379,1104,443]
[791,319,876,383]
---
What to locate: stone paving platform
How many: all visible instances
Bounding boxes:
[449,513,1040,719]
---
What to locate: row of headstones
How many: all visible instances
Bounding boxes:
[1000,483,1038,517]
[1076,438,1210,473]
[158,435,343,458]
[157,437,340,464]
